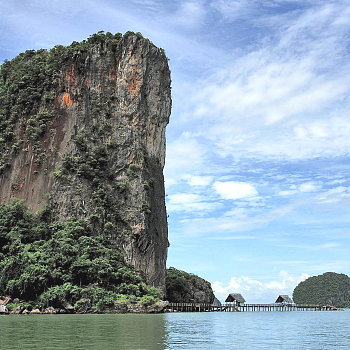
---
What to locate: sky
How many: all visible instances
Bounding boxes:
[1,0,350,303]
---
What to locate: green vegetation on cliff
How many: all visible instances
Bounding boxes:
[165,267,215,303]
[0,30,171,290]
[293,272,350,308]
[0,199,160,311]
[0,30,166,176]
[0,31,124,175]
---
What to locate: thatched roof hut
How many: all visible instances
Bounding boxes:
[225,293,245,305]
[275,295,293,304]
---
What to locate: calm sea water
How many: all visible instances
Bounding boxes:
[1,310,350,349]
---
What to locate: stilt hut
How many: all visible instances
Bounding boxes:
[275,295,293,304]
[225,293,245,306]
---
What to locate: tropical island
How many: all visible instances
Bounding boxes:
[293,272,350,308]
[0,31,215,315]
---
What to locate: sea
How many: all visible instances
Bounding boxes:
[1,310,350,349]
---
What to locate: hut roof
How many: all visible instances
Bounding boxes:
[275,295,293,303]
[225,293,246,303]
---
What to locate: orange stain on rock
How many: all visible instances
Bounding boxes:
[135,223,141,234]
[62,93,72,107]
[109,66,117,80]
[127,67,140,94]
[86,78,91,88]
[131,114,139,129]
[66,66,75,83]
[133,223,145,235]
[109,72,116,80]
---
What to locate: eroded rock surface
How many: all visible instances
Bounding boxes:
[0,33,171,291]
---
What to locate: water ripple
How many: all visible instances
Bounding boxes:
[1,310,350,349]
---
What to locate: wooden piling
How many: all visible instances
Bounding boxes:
[166,302,339,313]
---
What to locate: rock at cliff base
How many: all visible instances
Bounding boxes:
[0,305,9,314]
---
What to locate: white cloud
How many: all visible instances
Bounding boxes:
[173,202,297,237]
[277,242,341,251]
[278,181,320,196]
[278,190,298,196]
[274,260,313,265]
[170,1,206,30]
[165,133,207,173]
[212,271,309,303]
[165,178,177,188]
[210,0,252,20]
[223,207,248,218]
[198,42,348,124]
[312,243,340,250]
[210,0,285,22]
[327,179,347,185]
[214,235,258,240]
[131,0,160,7]
[187,2,350,161]
[318,186,350,203]
[299,182,318,193]
[214,181,258,200]
[182,174,213,187]
[167,193,218,213]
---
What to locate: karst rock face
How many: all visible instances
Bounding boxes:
[0,33,171,291]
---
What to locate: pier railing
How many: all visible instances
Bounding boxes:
[166,303,339,312]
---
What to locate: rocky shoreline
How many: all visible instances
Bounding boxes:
[0,296,169,315]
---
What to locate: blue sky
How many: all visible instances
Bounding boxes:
[1,0,350,303]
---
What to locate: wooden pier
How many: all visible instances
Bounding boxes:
[166,303,339,312]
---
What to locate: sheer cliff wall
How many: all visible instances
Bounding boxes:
[0,33,171,290]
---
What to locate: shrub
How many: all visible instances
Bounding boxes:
[0,201,157,307]
[37,283,82,308]
[141,295,156,307]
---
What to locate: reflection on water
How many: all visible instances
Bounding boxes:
[1,310,350,349]
[164,310,350,349]
[0,314,168,350]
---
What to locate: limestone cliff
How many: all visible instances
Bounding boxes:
[0,32,171,291]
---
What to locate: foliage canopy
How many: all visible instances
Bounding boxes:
[293,272,350,308]
[165,267,215,303]
[0,199,160,310]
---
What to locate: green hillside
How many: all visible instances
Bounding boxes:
[165,267,215,303]
[293,272,350,307]
[0,199,160,312]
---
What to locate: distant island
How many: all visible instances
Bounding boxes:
[293,272,350,308]
[165,267,214,304]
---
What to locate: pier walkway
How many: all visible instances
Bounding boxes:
[166,303,339,312]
